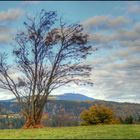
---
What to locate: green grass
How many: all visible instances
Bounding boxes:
[0,125,140,139]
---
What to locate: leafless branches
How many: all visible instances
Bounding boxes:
[0,9,93,128]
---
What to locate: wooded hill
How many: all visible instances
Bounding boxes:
[0,94,140,128]
[0,96,140,119]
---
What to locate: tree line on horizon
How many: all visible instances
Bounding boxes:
[0,101,140,129]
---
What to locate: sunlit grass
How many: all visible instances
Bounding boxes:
[0,125,140,139]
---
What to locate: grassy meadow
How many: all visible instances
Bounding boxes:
[0,125,140,139]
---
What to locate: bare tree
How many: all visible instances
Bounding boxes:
[0,10,93,128]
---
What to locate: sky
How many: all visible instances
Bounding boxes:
[0,1,140,103]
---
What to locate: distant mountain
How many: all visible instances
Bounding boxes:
[0,98,17,102]
[0,93,140,122]
[1,97,140,121]
[56,93,94,101]
[0,93,94,102]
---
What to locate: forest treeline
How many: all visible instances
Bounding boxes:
[0,100,140,129]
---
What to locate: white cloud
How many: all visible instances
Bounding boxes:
[83,15,131,30]
[0,8,23,22]
[0,8,23,44]
[113,29,140,41]
[127,3,140,14]
[0,90,14,100]
[0,34,11,44]
[0,26,12,33]
[89,33,114,44]
[0,28,16,44]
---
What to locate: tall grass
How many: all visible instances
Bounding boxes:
[0,125,140,139]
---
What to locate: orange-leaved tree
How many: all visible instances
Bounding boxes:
[80,104,120,125]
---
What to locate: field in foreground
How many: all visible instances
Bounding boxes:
[0,125,140,139]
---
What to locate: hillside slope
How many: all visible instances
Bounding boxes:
[0,97,140,119]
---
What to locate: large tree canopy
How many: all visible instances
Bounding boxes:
[0,9,93,128]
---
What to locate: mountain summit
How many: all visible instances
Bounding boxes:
[56,93,94,101]
[0,93,94,102]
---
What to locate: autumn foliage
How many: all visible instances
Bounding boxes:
[80,104,120,125]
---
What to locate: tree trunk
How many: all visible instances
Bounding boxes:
[23,115,44,129]
[22,107,44,129]
[22,97,47,129]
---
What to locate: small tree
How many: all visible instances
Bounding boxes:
[0,10,93,128]
[124,116,133,124]
[80,104,119,125]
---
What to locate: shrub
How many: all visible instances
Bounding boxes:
[80,104,119,125]
[124,116,133,124]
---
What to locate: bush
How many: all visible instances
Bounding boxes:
[124,116,133,124]
[119,116,134,124]
[80,104,119,125]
